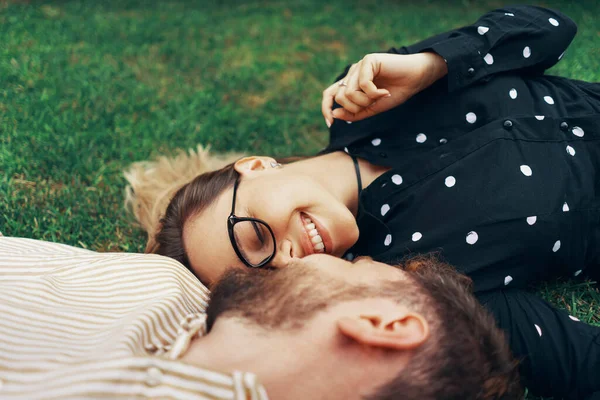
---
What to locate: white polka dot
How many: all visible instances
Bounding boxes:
[384,234,392,246]
[477,26,489,35]
[569,315,580,322]
[445,176,456,187]
[535,324,542,336]
[412,232,422,242]
[558,51,565,60]
[523,46,531,58]
[520,165,532,176]
[466,231,479,245]
[416,133,427,143]
[344,252,354,261]
[544,96,554,105]
[343,147,349,153]
[526,216,537,225]
[505,12,515,16]
[391,174,403,185]
[466,112,477,124]
[574,269,582,277]
[535,115,545,120]
[549,17,559,26]
[380,204,390,216]
[509,88,518,99]
[572,126,584,137]
[504,275,513,285]
[552,240,561,252]
[346,121,352,124]
[566,145,576,156]
[439,138,448,144]
[483,53,494,65]
[371,138,381,146]
[563,202,569,212]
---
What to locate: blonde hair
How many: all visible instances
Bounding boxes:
[123,145,244,252]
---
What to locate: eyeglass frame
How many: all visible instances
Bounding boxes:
[227,173,277,268]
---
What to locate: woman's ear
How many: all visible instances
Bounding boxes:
[234,156,278,177]
[337,310,430,351]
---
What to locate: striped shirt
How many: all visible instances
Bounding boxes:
[0,236,269,399]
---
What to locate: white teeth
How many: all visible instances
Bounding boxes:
[302,214,326,253]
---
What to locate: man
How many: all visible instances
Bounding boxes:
[0,236,521,399]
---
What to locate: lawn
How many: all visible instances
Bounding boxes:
[0,0,599,395]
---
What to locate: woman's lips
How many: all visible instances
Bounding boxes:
[299,212,333,257]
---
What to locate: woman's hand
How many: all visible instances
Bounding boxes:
[322,52,448,126]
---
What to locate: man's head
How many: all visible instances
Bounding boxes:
[204,254,522,400]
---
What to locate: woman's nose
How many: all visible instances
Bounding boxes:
[269,239,294,269]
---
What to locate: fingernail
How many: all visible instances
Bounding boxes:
[326,119,331,128]
[385,93,392,98]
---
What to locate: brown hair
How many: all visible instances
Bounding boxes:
[124,145,245,254]
[368,254,523,400]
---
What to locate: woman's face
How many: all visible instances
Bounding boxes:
[183,156,359,286]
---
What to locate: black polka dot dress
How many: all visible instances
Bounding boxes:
[323,6,600,399]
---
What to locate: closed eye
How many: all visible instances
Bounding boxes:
[251,221,265,244]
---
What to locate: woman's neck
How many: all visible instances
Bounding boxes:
[285,151,390,216]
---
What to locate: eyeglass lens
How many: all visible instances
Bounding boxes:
[232,220,275,266]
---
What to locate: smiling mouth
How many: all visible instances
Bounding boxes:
[301,213,326,253]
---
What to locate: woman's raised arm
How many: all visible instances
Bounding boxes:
[394,5,577,92]
[323,5,578,124]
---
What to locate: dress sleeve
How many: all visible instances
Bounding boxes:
[477,289,600,400]
[334,6,578,92]
[390,5,577,92]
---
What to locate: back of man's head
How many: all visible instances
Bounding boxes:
[368,255,523,400]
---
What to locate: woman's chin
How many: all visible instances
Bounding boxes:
[333,227,359,258]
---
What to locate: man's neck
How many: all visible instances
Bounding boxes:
[179,319,382,400]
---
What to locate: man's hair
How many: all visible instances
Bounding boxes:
[206,254,523,400]
[368,255,522,400]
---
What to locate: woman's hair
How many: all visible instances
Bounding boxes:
[124,145,244,262]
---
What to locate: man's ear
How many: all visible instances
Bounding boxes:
[234,156,278,177]
[337,310,430,351]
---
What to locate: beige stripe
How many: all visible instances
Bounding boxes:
[2,359,236,392]
[0,237,92,254]
[0,303,174,344]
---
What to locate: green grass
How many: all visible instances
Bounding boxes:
[0,0,599,396]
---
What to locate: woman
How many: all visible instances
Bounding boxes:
[131,5,600,399]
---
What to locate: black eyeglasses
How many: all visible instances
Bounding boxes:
[227,174,277,268]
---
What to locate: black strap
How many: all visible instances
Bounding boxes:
[351,155,363,197]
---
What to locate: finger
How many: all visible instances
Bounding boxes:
[334,64,366,114]
[331,107,357,122]
[321,83,338,127]
[358,57,390,99]
[347,89,376,108]
[344,65,375,108]
[334,96,391,122]
[335,87,363,115]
